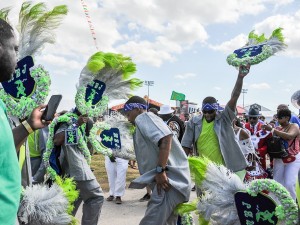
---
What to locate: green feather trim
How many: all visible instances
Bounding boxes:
[87,52,137,80]
[175,200,198,215]
[55,176,79,214]
[248,30,258,40]
[0,7,11,21]
[248,27,285,44]
[248,30,266,43]
[198,216,209,225]
[129,78,143,90]
[270,27,284,42]
[87,52,106,73]
[34,5,68,35]
[18,2,47,33]
[257,33,266,43]
[188,157,209,186]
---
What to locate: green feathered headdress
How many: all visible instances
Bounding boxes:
[78,51,143,101]
[17,1,68,58]
[0,1,68,59]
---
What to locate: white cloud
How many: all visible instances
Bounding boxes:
[214,87,222,91]
[175,73,197,79]
[252,10,300,57]
[3,0,295,69]
[250,83,271,89]
[37,54,83,71]
[116,38,181,67]
[128,22,138,31]
[209,34,247,53]
[165,20,209,46]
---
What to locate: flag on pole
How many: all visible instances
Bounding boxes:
[170,91,185,101]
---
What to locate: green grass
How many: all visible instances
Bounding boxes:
[91,153,140,191]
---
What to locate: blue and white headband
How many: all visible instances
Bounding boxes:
[202,103,219,111]
[124,103,147,112]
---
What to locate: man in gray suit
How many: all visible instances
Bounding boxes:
[181,65,250,178]
[124,96,191,225]
[54,109,103,225]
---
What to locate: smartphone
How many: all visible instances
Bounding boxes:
[42,95,62,121]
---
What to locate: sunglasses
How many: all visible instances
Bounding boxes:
[249,117,258,120]
[277,116,285,120]
[203,110,215,114]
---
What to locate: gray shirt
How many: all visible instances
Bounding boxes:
[181,105,247,172]
[130,112,191,201]
[56,123,95,181]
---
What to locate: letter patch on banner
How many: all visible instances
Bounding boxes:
[65,128,78,145]
[100,128,121,149]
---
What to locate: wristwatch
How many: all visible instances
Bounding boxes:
[156,166,168,173]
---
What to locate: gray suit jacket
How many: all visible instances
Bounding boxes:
[56,123,95,181]
[181,105,247,172]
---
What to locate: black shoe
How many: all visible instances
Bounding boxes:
[115,196,122,204]
[139,193,151,202]
[106,195,114,201]
[191,185,196,191]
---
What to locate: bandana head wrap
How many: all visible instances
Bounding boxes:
[202,103,219,111]
[124,103,147,112]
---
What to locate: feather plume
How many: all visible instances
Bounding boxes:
[17,2,68,58]
[0,7,11,21]
[270,27,284,42]
[186,157,246,225]
[247,27,287,53]
[78,52,143,101]
[18,183,73,225]
[175,200,198,215]
[54,176,79,214]
[188,157,210,186]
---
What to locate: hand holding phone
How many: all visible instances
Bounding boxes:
[42,95,62,121]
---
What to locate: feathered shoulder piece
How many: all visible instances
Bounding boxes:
[176,157,298,225]
[227,27,287,67]
[75,52,143,117]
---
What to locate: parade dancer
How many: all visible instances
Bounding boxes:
[124,96,191,225]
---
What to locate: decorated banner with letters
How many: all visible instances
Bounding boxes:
[2,56,35,100]
[85,79,106,106]
[100,128,121,149]
[235,191,278,225]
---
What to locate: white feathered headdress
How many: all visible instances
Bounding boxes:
[75,51,143,117]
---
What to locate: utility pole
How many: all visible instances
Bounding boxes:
[242,88,248,109]
[144,81,154,109]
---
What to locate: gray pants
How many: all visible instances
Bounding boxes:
[140,185,185,225]
[72,179,104,225]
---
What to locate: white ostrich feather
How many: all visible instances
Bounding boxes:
[196,162,246,225]
[78,66,134,101]
[18,184,71,225]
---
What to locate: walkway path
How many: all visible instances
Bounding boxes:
[76,188,197,225]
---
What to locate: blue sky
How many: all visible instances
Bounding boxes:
[1,0,300,113]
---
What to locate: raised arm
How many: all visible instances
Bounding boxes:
[227,64,250,111]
